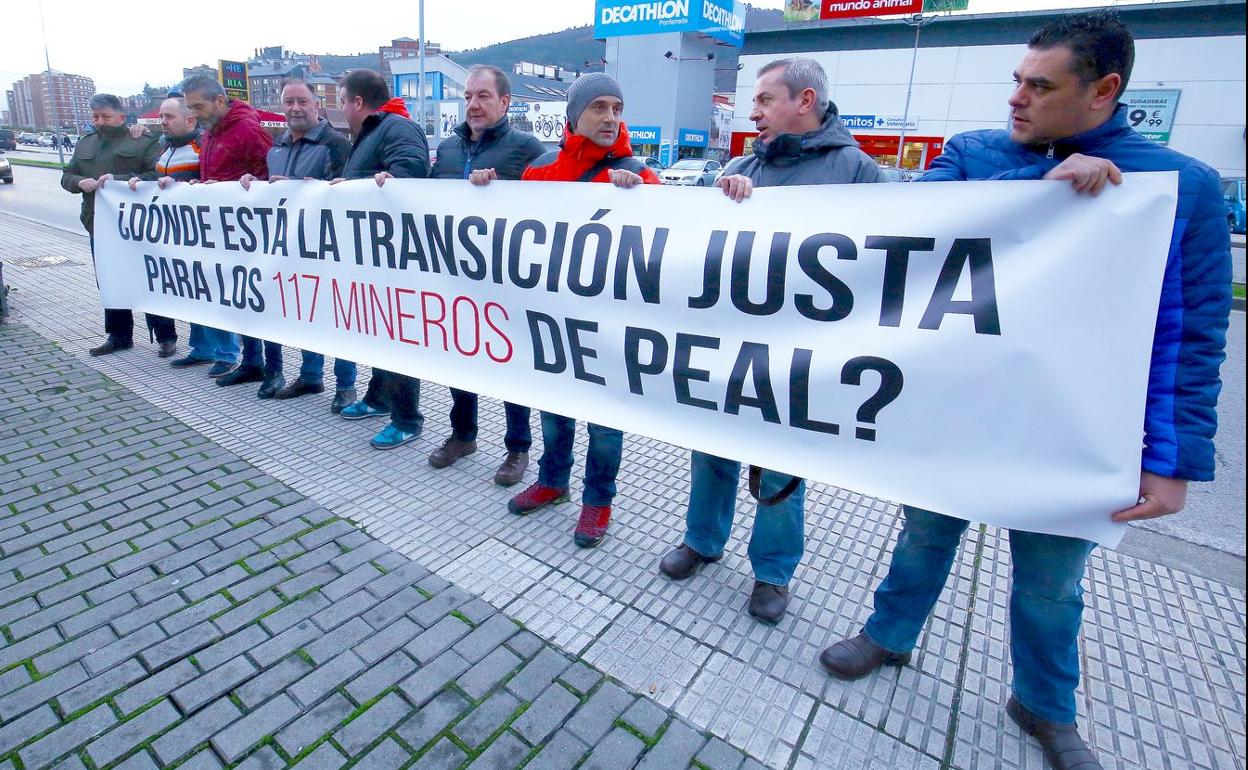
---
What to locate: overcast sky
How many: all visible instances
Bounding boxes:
[2,0,1171,97]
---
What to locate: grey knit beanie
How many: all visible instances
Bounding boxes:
[565,72,624,130]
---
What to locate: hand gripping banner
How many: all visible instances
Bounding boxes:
[93,173,1179,545]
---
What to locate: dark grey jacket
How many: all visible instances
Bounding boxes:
[342,111,429,180]
[267,118,351,181]
[726,103,882,187]
[430,117,544,180]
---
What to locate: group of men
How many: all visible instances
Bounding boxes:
[60,12,1229,770]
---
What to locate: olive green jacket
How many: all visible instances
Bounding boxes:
[60,126,161,233]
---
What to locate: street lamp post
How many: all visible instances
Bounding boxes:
[895,12,939,170]
[663,49,715,165]
[39,1,65,165]
[418,0,427,136]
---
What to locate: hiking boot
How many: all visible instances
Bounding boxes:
[429,437,477,469]
[1007,697,1103,770]
[748,581,790,624]
[819,632,911,679]
[659,544,721,581]
[507,484,569,516]
[494,451,529,487]
[275,379,325,399]
[574,504,611,548]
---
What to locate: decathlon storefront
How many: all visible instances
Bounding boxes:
[730,0,1246,177]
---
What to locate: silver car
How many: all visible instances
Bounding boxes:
[660,158,722,186]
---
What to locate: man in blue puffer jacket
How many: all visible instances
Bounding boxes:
[818,11,1230,770]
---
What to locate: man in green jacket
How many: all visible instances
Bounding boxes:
[60,93,169,357]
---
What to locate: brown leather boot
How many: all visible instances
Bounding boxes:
[1007,697,1103,770]
[819,632,911,679]
[429,437,477,469]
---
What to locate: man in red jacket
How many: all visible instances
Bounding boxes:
[480,73,659,549]
[182,75,277,389]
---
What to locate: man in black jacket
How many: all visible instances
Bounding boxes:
[426,65,545,486]
[333,70,432,451]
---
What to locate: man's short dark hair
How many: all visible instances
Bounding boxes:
[466,65,510,99]
[1029,10,1134,99]
[341,70,390,110]
[88,94,124,113]
[181,75,226,101]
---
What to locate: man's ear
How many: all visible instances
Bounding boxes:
[1091,73,1122,111]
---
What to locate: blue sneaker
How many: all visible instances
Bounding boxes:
[340,401,391,421]
[371,424,419,450]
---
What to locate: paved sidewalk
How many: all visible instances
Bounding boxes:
[1,323,746,770]
[1,211,1245,769]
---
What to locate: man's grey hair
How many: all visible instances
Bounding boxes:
[180,75,226,100]
[88,93,124,113]
[758,57,829,118]
[466,65,510,99]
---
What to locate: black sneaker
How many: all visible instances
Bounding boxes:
[207,361,237,378]
[216,365,264,387]
[257,373,286,399]
[170,355,211,369]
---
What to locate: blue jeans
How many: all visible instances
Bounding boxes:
[189,325,239,363]
[684,451,805,586]
[241,335,282,375]
[864,505,1096,724]
[449,388,531,452]
[300,351,357,390]
[536,413,622,506]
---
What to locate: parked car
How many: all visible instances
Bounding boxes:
[660,158,722,186]
[0,129,15,151]
[713,155,747,183]
[1223,176,1245,234]
[0,152,13,184]
[634,155,664,174]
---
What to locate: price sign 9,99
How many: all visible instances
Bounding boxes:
[1123,89,1181,145]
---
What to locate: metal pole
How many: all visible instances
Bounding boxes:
[40,0,65,165]
[895,14,921,169]
[418,0,427,134]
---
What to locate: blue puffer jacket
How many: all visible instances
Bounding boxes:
[920,105,1231,481]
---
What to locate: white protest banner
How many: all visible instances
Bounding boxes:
[93,173,1178,546]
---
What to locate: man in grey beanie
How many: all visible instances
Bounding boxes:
[564,72,624,140]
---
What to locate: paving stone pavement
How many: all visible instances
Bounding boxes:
[1,211,1245,770]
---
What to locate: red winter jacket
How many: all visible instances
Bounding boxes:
[522,122,661,185]
[199,100,273,182]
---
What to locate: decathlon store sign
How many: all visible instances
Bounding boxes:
[595,0,745,46]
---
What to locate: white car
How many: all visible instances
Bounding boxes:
[660,158,722,186]
[713,155,747,183]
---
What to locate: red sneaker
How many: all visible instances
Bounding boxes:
[507,484,569,516]
[574,504,612,548]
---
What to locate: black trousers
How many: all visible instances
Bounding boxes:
[91,232,176,344]
[362,369,424,434]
